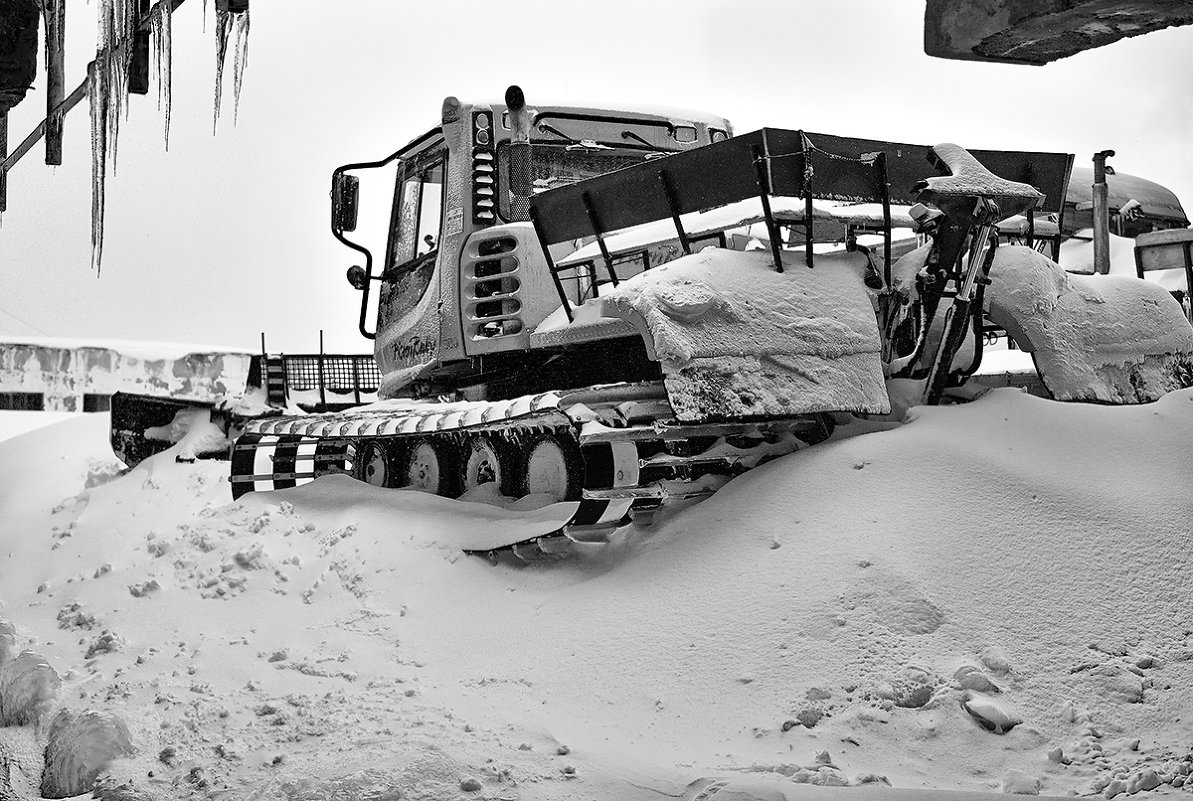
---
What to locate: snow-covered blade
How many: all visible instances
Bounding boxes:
[599,249,891,422]
[109,392,220,467]
[985,246,1193,403]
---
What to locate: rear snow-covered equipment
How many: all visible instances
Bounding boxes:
[901,144,1193,404]
[110,350,379,467]
[532,128,1072,410]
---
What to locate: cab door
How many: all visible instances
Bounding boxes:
[376,139,448,377]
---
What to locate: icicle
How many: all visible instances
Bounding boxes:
[213,7,231,133]
[151,0,173,149]
[213,2,250,132]
[88,59,107,275]
[231,9,249,122]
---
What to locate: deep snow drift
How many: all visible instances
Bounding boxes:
[1,390,1192,801]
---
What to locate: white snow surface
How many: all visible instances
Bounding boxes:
[599,248,891,421]
[0,411,78,443]
[1,392,1192,801]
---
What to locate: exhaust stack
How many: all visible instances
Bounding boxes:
[505,85,532,221]
[1092,149,1115,275]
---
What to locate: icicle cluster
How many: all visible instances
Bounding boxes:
[88,0,138,275]
[213,2,249,131]
[85,0,248,274]
[88,0,178,274]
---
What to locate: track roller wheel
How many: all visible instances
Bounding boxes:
[460,435,517,497]
[353,439,394,487]
[517,433,583,503]
[398,438,461,497]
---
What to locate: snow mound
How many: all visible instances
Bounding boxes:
[985,246,1193,402]
[0,389,1191,800]
[600,248,890,420]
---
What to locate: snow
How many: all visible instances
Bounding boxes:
[1,388,1192,801]
[1059,230,1188,294]
[0,411,78,443]
[985,246,1193,402]
[598,248,891,421]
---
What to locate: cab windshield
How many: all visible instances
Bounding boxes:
[496,142,652,221]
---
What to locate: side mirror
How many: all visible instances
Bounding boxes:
[331,172,360,232]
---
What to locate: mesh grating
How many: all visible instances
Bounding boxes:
[284,356,381,394]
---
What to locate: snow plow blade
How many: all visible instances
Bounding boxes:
[110,392,225,468]
[599,248,891,421]
[985,247,1193,403]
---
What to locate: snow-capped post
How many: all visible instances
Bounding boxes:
[657,167,692,255]
[799,131,814,268]
[582,189,619,285]
[877,150,892,286]
[750,143,784,272]
[1092,149,1115,275]
[0,112,7,212]
[318,329,327,409]
[505,84,531,222]
[45,0,66,165]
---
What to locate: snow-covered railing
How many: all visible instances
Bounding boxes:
[530,127,1073,321]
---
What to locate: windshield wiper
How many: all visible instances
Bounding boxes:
[536,123,609,151]
[621,130,671,159]
[621,130,661,149]
[537,123,579,143]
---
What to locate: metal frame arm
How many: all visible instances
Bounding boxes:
[331,150,405,340]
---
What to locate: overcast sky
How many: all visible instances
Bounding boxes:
[2,0,1191,353]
